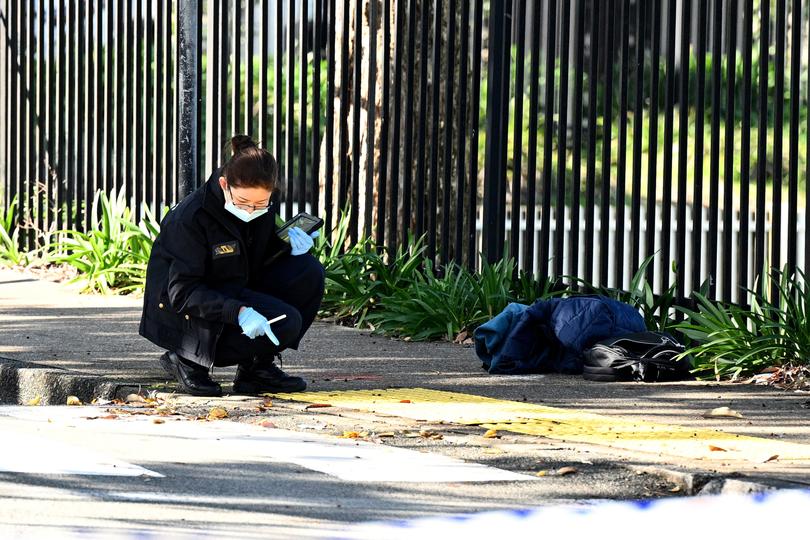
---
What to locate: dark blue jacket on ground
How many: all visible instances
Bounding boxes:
[473,296,646,374]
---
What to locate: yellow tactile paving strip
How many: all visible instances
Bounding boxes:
[271,388,810,462]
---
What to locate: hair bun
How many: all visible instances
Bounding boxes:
[230,134,258,155]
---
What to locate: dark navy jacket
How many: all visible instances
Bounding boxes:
[473,296,646,374]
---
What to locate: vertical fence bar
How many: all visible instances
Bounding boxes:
[692,0,708,294]
[325,0,335,237]
[569,0,585,279]
[414,0,429,242]
[36,0,46,239]
[523,0,542,275]
[83,0,93,227]
[143,0,152,212]
[259,0,268,147]
[401,0,415,250]
[217,0,227,166]
[274,0,283,170]
[540,0,557,279]
[613,0,628,287]
[722,0,737,303]
[177,0,200,199]
[299,0,308,212]
[233,0,241,136]
[29,0,39,243]
[676,0,691,301]
[206,0,220,169]
[467,0,483,271]
[66,0,74,230]
[644,0,660,285]
[124,0,133,203]
[246,0,253,136]
[352,0,363,242]
[441,0,457,265]
[454,0,469,266]
[428,0,442,262]
[598,0,615,286]
[555,0,571,279]
[166,0,176,204]
[363,0,375,239]
[708,0,723,298]
[739,0,754,300]
[155,0,164,205]
[771,0,786,300]
[47,0,56,229]
[9,0,17,230]
[387,0,403,254]
[106,0,114,192]
[585,1,599,284]
[659,0,676,294]
[630,0,645,274]
[94,0,103,203]
[286,0,295,219]
[787,0,800,273]
[313,0,322,224]
[374,0,386,247]
[484,1,510,264]
[510,0,526,268]
[133,0,142,216]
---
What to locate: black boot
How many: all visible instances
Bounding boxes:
[233,356,307,394]
[160,351,222,397]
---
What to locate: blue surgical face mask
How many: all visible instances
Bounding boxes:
[223,185,270,222]
[224,201,268,222]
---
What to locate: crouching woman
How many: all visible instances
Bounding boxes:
[139,135,324,397]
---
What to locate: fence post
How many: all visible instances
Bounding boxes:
[482,1,511,264]
[177,0,200,199]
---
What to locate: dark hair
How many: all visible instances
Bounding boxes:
[221,135,279,191]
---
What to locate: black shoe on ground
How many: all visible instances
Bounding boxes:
[159,351,222,397]
[232,357,307,394]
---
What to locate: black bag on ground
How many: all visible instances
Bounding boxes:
[582,331,693,382]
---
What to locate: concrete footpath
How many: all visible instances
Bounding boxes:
[3,266,810,492]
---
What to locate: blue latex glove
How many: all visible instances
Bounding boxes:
[288,226,315,256]
[238,308,280,345]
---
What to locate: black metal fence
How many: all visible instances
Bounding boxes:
[2,0,809,307]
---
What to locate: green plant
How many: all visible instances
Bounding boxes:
[368,260,483,341]
[0,196,26,266]
[47,190,160,295]
[677,268,810,380]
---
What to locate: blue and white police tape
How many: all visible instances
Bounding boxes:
[339,489,810,540]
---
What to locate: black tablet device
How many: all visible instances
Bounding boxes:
[276,212,324,243]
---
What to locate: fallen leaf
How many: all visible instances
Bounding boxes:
[341,431,362,439]
[483,429,499,439]
[669,486,682,493]
[207,407,228,420]
[535,470,548,477]
[404,432,422,438]
[66,396,82,406]
[305,403,332,409]
[419,430,443,440]
[259,420,277,429]
[763,454,779,463]
[152,418,165,424]
[483,448,505,455]
[100,414,118,420]
[556,466,578,476]
[26,396,42,406]
[377,432,396,438]
[703,406,744,419]
[262,400,273,408]
[125,393,147,403]
[709,445,728,452]
[399,399,412,404]
[453,330,469,344]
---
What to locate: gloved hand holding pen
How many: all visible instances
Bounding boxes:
[238,307,282,345]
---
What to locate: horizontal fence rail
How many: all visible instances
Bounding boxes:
[1,0,809,308]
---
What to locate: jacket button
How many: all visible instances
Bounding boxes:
[158,303,164,309]
[184,314,190,320]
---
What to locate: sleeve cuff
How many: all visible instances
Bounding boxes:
[224,299,243,326]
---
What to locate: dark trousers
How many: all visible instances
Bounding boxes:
[214,253,325,367]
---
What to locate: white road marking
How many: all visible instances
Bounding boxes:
[0,406,533,483]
